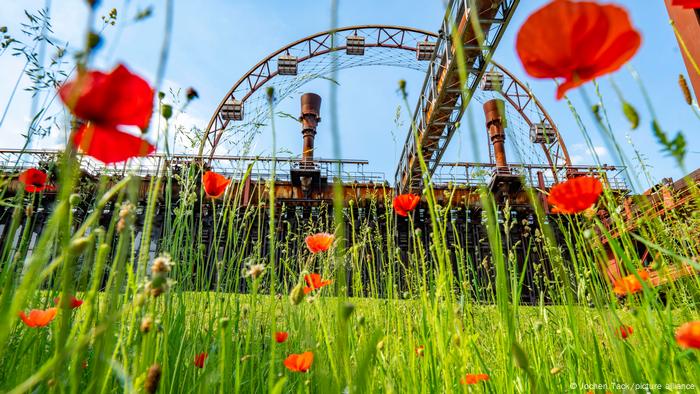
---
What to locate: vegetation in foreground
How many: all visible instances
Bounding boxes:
[1,0,700,393]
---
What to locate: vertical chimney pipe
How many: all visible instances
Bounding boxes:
[300,93,322,167]
[483,99,508,171]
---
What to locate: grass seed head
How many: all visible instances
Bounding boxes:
[290,283,305,305]
[141,315,153,333]
[151,254,173,275]
[144,364,161,394]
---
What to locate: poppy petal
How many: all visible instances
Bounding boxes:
[304,233,334,253]
[675,321,700,349]
[73,124,155,164]
[547,176,603,214]
[18,168,48,193]
[202,171,231,198]
[59,64,154,129]
[516,0,641,99]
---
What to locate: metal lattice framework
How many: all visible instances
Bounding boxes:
[204,19,571,188]
[203,25,437,157]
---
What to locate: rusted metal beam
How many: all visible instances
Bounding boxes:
[664,0,700,101]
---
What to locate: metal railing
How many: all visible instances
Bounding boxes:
[0,149,386,184]
[433,162,627,190]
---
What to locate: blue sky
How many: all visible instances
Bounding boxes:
[0,0,698,190]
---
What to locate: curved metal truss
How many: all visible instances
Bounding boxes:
[204,24,571,182]
[204,25,436,156]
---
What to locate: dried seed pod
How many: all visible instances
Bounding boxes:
[140,315,153,333]
[144,364,161,393]
[679,74,692,105]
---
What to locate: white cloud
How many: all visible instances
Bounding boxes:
[569,143,609,165]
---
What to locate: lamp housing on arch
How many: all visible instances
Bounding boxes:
[221,99,244,121]
[530,123,556,144]
[277,54,298,76]
[346,35,365,55]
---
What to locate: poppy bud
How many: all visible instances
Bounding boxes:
[186,87,199,101]
[93,227,105,239]
[0,26,7,33]
[144,364,161,394]
[158,91,165,100]
[357,315,365,326]
[134,293,147,307]
[398,79,406,93]
[161,104,173,120]
[25,205,34,217]
[85,0,100,8]
[69,193,81,206]
[220,317,229,328]
[87,31,102,50]
[266,86,275,102]
[341,302,355,321]
[290,283,305,305]
[550,367,562,375]
[622,101,639,130]
[592,104,602,124]
[69,237,91,254]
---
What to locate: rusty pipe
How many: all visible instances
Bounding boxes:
[300,93,321,166]
[483,99,508,171]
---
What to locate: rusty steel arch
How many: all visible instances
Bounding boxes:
[203,25,571,176]
[203,25,437,157]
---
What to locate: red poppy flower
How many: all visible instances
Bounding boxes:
[283,352,313,373]
[202,171,231,199]
[460,373,489,385]
[18,168,49,193]
[675,321,700,349]
[516,0,641,99]
[415,345,425,357]
[275,331,289,343]
[304,233,334,253]
[54,295,84,309]
[613,270,649,296]
[547,176,603,214]
[58,63,156,163]
[303,273,333,294]
[193,352,208,368]
[73,124,155,165]
[617,325,633,339]
[18,307,58,327]
[672,0,700,8]
[393,193,420,216]
[59,64,153,129]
